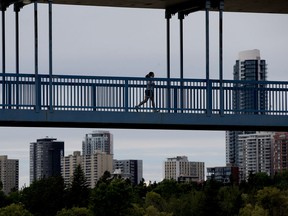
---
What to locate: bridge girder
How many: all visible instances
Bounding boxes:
[0,110,287,131]
[1,0,288,14]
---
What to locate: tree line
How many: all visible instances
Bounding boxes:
[1,165,288,216]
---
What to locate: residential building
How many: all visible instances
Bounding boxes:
[61,151,82,186]
[61,150,113,188]
[272,132,288,174]
[82,151,113,188]
[238,131,273,181]
[113,159,143,184]
[163,156,205,182]
[226,49,267,170]
[207,165,239,184]
[0,155,19,194]
[30,137,64,183]
[82,131,113,155]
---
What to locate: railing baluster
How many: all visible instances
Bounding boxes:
[0,73,288,116]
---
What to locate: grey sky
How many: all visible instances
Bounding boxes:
[1,4,288,187]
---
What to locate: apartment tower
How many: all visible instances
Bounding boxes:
[30,137,64,183]
[82,131,113,155]
[226,49,267,168]
[0,155,19,194]
[238,132,273,181]
[272,132,288,174]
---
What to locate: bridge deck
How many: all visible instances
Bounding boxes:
[0,73,287,131]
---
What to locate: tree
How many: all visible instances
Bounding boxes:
[65,165,90,208]
[144,205,173,216]
[20,176,65,216]
[56,207,92,216]
[152,179,181,200]
[217,185,242,216]
[255,186,288,216]
[202,179,222,215]
[239,204,269,216]
[90,178,133,216]
[273,171,288,190]
[0,203,32,216]
[247,172,272,191]
[144,191,166,212]
[132,178,148,204]
[167,190,205,216]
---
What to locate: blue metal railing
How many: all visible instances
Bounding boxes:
[0,73,287,115]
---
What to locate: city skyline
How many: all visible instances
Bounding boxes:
[0,4,287,188]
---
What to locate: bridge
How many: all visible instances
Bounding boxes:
[0,0,288,131]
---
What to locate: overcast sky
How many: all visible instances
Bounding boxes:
[1,4,288,188]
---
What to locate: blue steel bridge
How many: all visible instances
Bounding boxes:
[0,0,288,131]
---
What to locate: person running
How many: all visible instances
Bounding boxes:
[135,71,158,112]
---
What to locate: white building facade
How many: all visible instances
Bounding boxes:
[163,156,205,182]
[82,131,113,155]
[238,132,273,181]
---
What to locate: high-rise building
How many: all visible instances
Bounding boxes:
[272,132,288,174]
[238,132,273,181]
[61,150,113,188]
[163,156,205,182]
[82,151,113,188]
[82,131,113,155]
[226,49,267,167]
[113,159,143,185]
[61,151,82,186]
[30,137,64,183]
[0,155,19,194]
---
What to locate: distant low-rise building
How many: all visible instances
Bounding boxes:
[163,156,204,182]
[207,165,239,184]
[0,155,19,194]
[113,159,143,185]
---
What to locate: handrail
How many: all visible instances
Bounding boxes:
[0,73,287,115]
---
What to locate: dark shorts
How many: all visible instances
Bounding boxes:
[145,90,154,98]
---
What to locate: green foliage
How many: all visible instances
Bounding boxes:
[247,172,272,191]
[202,179,223,215]
[0,203,32,216]
[1,172,288,215]
[56,207,92,216]
[144,205,173,216]
[0,190,7,209]
[152,179,180,200]
[167,190,205,216]
[20,176,65,216]
[145,191,167,212]
[90,177,133,216]
[65,165,90,208]
[217,185,242,216]
[239,204,269,216]
[256,186,288,216]
[273,171,288,190]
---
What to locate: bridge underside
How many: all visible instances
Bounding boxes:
[0,110,287,131]
[2,0,288,13]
